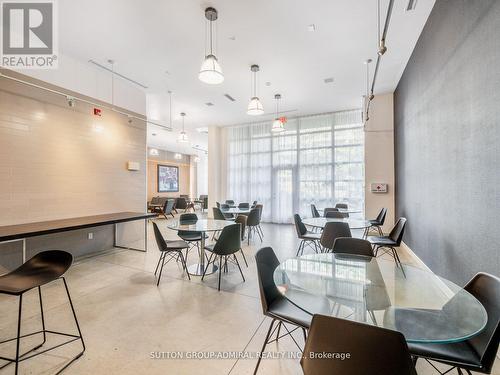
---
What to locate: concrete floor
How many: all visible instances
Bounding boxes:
[0,215,498,375]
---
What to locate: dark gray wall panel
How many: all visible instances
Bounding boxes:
[395,0,500,285]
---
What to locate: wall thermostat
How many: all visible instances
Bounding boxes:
[371,183,388,193]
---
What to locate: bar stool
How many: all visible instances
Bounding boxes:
[0,250,85,374]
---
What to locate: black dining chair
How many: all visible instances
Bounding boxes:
[254,247,331,374]
[325,210,347,219]
[368,217,407,269]
[301,314,417,375]
[409,272,500,375]
[225,200,235,205]
[238,202,250,209]
[160,199,175,219]
[246,208,263,244]
[152,222,190,285]
[216,201,221,208]
[254,204,264,238]
[0,251,85,375]
[367,208,388,236]
[294,214,321,255]
[219,203,235,219]
[310,204,321,218]
[323,207,339,217]
[202,223,245,291]
[335,203,349,217]
[251,200,258,208]
[332,237,374,257]
[234,215,248,267]
[319,221,351,252]
[177,213,207,261]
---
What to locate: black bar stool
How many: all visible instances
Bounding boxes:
[0,250,85,374]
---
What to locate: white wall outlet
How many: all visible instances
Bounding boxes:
[88,232,94,240]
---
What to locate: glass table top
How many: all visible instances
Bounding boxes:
[274,253,487,343]
[318,208,363,214]
[221,208,252,214]
[302,217,371,229]
[166,219,233,232]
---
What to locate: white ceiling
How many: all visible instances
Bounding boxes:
[58,0,435,154]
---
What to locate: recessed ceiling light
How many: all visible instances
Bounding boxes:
[228,36,236,40]
[265,82,272,87]
[152,133,157,136]
[324,77,334,84]
[205,102,214,106]
[307,24,316,32]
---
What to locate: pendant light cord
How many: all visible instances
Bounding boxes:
[169,91,172,127]
[209,18,213,55]
[377,0,381,46]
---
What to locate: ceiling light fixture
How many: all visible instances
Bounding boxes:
[247,65,264,115]
[174,153,182,160]
[150,148,159,156]
[364,59,373,122]
[177,112,189,143]
[199,7,224,85]
[271,94,285,133]
[405,0,417,11]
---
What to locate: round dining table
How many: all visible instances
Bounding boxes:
[167,219,233,276]
[221,207,252,215]
[318,208,363,215]
[303,217,371,230]
[274,253,487,343]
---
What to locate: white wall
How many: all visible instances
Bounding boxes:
[364,93,395,232]
[17,52,146,116]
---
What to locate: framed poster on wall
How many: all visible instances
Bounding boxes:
[157,165,179,192]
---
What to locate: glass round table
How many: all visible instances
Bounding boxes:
[167,219,233,276]
[302,217,371,230]
[273,253,487,343]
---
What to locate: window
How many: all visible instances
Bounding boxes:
[226,110,364,223]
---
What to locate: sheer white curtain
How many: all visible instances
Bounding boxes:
[226,110,364,223]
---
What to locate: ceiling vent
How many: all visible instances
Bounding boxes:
[205,102,214,106]
[324,77,334,84]
[224,94,236,102]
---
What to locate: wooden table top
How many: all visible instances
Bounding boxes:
[0,212,157,242]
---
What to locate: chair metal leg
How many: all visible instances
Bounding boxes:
[254,319,275,375]
[154,252,165,276]
[218,256,222,291]
[256,227,263,242]
[179,252,191,280]
[14,294,22,375]
[234,254,245,282]
[37,287,46,347]
[156,253,166,286]
[239,249,248,267]
[201,253,214,281]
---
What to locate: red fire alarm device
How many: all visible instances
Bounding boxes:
[93,108,102,116]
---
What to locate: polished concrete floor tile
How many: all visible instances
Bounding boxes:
[0,214,498,374]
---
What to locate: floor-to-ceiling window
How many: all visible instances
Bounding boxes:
[226,110,364,223]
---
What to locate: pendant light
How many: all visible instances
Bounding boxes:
[271,94,285,133]
[178,112,189,143]
[198,7,224,84]
[247,64,264,115]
